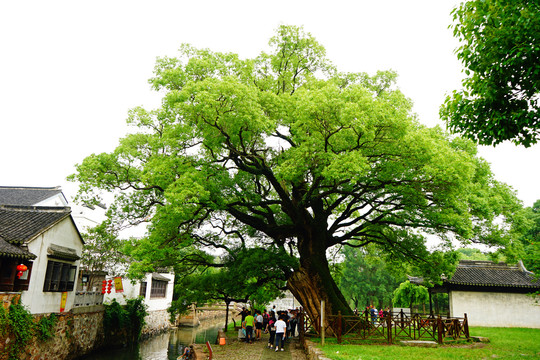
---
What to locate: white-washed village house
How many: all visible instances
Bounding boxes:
[0,186,174,334]
[433,260,540,328]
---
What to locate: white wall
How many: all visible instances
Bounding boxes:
[22,217,83,314]
[450,290,540,328]
[267,290,300,312]
[34,193,68,207]
[103,273,174,312]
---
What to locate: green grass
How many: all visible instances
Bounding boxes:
[314,327,540,359]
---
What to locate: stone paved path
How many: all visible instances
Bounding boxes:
[208,332,305,360]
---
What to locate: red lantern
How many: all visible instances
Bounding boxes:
[16,264,28,272]
[16,264,28,279]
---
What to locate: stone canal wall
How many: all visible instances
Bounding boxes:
[0,307,106,360]
[0,306,173,360]
[143,309,171,338]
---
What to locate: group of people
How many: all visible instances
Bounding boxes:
[353,305,391,324]
[238,307,299,352]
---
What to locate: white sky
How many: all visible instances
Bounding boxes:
[1,0,539,207]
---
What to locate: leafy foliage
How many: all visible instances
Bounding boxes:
[70,25,524,319]
[169,246,291,322]
[7,303,35,360]
[392,281,429,313]
[337,245,406,309]
[80,219,131,285]
[36,313,57,341]
[518,200,540,274]
[442,0,540,146]
[103,298,148,344]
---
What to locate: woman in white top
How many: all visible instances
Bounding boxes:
[274,315,287,351]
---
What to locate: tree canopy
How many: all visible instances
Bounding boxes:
[69,25,524,324]
[441,0,540,147]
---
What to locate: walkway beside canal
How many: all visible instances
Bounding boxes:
[207,332,306,360]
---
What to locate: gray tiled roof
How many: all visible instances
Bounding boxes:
[448,260,540,288]
[0,186,63,206]
[0,205,71,244]
[0,236,36,259]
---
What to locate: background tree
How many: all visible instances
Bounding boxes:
[518,200,540,274]
[70,25,524,327]
[79,220,130,289]
[337,245,405,310]
[441,0,540,146]
[392,280,429,314]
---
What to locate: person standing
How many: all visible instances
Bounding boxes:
[266,313,276,348]
[274,314,287,352]
[244,311,255,344]
[289,310,298,337]
[255,310,264,341]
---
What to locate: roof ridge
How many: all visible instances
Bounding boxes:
[0,205,71,213]
[0,186,61,190]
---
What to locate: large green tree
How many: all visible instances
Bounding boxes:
[441,0,540,147]
[70,25,523,326]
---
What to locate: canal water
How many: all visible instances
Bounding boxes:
[78,318,224,360]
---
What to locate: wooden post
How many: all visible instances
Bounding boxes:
[464,313,469,339]
[387,312,392,344]
[299,311,305,344]
[320,300,325,346]
[437,316,443,344]
[337,311,342,344]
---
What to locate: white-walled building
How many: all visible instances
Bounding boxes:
[442,260,540,328]
[0,205,84,314]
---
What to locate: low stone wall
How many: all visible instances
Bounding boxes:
[0,305,173,360]
[303,339,332,360]
[19,309,106,360]
[143,309,172,338]
[0,293,21,309]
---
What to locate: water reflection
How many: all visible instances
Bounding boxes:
[78,318,224,360]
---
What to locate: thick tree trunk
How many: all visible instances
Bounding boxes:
[287,245,352,334]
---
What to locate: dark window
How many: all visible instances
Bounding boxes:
[150,280,167,298]
[139,281,147,297]
[43,260,77,292]
[0,260,33,292]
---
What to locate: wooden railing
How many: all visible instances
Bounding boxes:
[299,309,469,344]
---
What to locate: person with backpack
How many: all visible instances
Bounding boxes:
[266,313,277,348]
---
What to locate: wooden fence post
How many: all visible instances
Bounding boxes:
[337,311,342,344]
[437,316,443,344]
[299,311,305,344]
[464,313,469,339]
[387,312,392,344]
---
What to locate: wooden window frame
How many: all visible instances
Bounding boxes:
[43,260,77,292]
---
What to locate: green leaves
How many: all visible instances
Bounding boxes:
[442,0,540,146]
[392,281,429,311]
